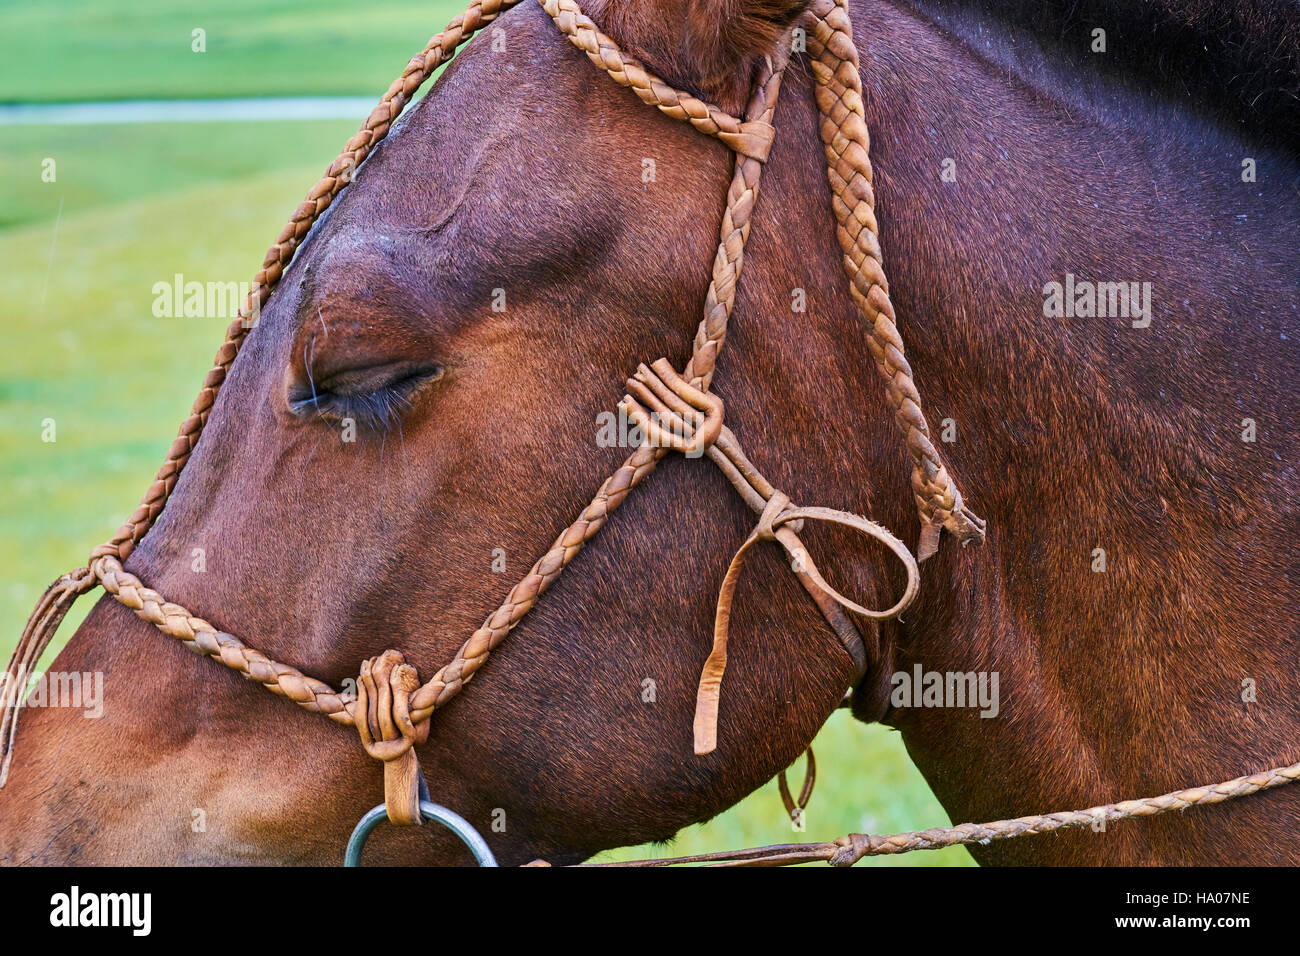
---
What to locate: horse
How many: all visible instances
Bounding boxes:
[2,0,1296,865]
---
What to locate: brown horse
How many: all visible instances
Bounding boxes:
[2,0,1296,865]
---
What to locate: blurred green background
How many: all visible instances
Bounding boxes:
[0,0,971,865]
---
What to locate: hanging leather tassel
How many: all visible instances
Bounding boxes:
[0,566,97,787]
[778,747,817,827]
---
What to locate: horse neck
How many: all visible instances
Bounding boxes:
[852,0,1300,864]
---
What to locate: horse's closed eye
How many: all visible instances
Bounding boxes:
[286,360,445,430]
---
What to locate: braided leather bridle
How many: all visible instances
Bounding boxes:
[4,0,1297,865]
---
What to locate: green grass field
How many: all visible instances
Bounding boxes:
[0,0,972,865]
[0,0,465,103]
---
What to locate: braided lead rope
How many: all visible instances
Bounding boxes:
[807,0,984,560]
[574,759,1300,866]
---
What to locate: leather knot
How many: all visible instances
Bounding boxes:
[722,120,776,163]
[829,832,876,866]
[354,650,430,824]
[356,650,429,760]
[619,358,724,458]
[755,491,801,540]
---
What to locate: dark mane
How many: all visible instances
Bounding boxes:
[917,0,1300,152]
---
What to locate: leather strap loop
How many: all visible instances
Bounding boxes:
[693,486,920,755]
[778,747,817,826]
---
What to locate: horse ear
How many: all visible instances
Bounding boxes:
[586,0,812,112]
[686,0,813,74]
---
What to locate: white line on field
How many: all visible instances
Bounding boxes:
[0,98,380,126]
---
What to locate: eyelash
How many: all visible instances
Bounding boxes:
[290,368,442,431]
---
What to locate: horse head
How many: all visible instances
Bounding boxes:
[2,0,943,865]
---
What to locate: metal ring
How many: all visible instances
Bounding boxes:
[344,801,498,866]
